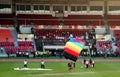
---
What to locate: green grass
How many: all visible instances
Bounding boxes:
[0,61,120,77]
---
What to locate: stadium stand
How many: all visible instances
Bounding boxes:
[17,14,104,25]
[0,13,14,26]
[0,29,14,42]
[64,15,104,25]
[35,29,89,39]
[17,14,60,25]
[1,0,120,58]
[107,15,120,25]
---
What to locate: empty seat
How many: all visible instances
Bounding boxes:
[0,29,14,42]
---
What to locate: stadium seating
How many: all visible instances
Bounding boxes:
[4,41,34,54]
[0,29,14,42]
[17,14,59,25]
[0,42,14,46]
[17,14,104,25]
[98,40,104,49]
[0,13,14,25]
[64,15,103,19]
[18,41,34,52]
[0,29,35,54]
[4,46,18,54]
[17,14,57,19]
[18,41,33,46]
[35,29,89,45]
[64,15,104,25]
[11,46,19,54]
[107,15,120,25]
[114,30,120,39]
[35,29,89,39]
[97,40,112,51]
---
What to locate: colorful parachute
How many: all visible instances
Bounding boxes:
[63,37,85,62]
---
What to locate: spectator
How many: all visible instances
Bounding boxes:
[67,62,73,71]
[85,60,89,68]
[0,47,4,53]
[92,59,95,68]
[89,58,92,66]
[82,58,86,67]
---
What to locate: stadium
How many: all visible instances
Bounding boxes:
[0,0,120,77]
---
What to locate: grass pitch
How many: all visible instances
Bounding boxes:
[0,61,120,77]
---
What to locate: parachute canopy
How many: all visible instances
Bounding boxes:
[63,37,85,62]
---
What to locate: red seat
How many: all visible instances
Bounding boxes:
[0,29,14,42]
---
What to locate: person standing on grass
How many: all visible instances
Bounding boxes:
[92,59,95,68]
[24,60,28,68]
[73,62,75,68]
[89,58,92,67]
[68,62,73,71]
[83,58,86,67]
[85,60,89,68]
[41,60,45,69]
